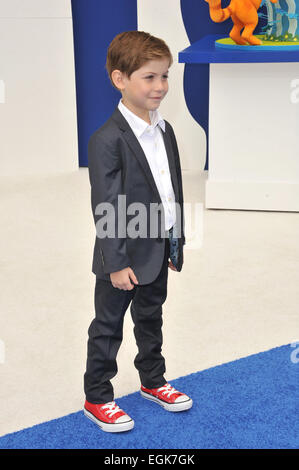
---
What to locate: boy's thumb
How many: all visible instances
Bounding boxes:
[129,268,138,284]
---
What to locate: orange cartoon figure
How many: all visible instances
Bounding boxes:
[205,0,278,45]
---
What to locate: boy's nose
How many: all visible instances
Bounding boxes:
[155,82,167,92]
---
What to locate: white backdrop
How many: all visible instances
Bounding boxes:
[0,0,208,177]
[0,0,78,176]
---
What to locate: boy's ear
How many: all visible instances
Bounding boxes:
[111,69,126,91]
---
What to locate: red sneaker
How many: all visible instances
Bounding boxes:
[84,400,134,433]
[140,383,193,412]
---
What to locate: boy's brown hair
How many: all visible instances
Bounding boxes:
[106,31,173,89]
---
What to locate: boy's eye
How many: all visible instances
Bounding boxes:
[145,75,169,79]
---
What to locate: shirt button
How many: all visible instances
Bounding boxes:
[168,197,172,201]
[161,170,165,175]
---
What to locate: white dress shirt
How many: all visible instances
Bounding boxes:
[118,99,176,231]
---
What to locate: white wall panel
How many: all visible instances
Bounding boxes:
[0,0,71,17]
[0,0,77,176]
[206,62,299,211]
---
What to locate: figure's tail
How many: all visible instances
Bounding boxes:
[204,0,232,23]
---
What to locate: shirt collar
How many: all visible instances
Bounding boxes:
[118,99,165,137]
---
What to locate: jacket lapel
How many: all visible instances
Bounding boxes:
[111,107,179,203]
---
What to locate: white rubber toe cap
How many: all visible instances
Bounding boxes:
[174,394,190,403]
[115,414,132,424]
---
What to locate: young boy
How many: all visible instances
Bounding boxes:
[83,31,192,433]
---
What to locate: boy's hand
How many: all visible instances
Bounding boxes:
[168,260,177,271]
[110,267,139,290]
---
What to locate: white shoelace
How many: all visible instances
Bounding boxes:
[157,383,180,398]
[101,401,122,418]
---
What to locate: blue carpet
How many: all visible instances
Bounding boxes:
[0,344,298,449]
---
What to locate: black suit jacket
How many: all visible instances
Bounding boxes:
[88,107,185,285]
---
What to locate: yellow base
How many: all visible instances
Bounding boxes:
[216,35,299,47]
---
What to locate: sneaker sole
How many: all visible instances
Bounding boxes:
[84,408,134,433]
[140,390,193,412]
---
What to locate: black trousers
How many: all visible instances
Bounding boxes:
[84,237,170,404]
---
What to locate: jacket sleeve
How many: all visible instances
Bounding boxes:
[88,132,131,274]
[167,124,186,246]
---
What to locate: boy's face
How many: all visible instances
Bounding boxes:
[113,58,170,123]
